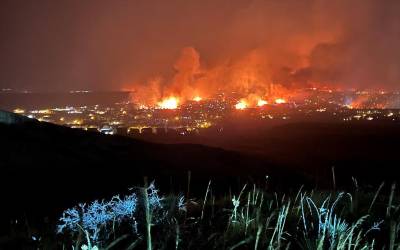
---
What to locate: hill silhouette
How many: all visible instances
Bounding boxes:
[0,118,283,227]
[3,112,400,234]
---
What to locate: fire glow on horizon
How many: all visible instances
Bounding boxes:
[275,98,286,104]
[157,97,179,109]
[127,47,297,109]
[235,100,248,110]
[193,96,202,102]
[126,45,393,110]
[257,99,268,107]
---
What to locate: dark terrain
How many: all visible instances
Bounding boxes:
[2,116,400,236]
[0,119,276,230]
[135,119,400,187]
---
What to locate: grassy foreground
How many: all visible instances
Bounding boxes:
[4,178,400,250]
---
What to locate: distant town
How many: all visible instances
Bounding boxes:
[2,88,400,137]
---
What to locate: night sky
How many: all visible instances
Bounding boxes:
[1,0,400,91]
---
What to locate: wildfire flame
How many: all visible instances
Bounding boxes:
[235,100,248,110]
[193,96,202,102]
[257,99,268,107]
[275,98,286,104]
[127,47,302,108]
[157,97,179,109]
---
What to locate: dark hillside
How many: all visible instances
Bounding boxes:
[0,119,281,227]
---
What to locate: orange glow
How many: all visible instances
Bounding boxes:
[157,97,179,109]
[193,96,202,102]
[275,98,286,104]
[257,99,268,107]
[127,47,298,107]
[235,100,248,110]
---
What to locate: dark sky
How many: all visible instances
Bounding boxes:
[1,0,400,91]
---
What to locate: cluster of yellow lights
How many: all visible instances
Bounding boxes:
[13,108,25,114]
[157,97,179,109]
[138,104,150,110]
[235,98,286,109]
[72,119,83,125]
[235,100,248,110]
[31,109,52,114]
[198,121,212,128]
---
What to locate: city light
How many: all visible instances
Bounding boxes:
[7,89,400,138]
[13,108,25,114]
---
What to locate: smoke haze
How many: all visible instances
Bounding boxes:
[1,0,399,93]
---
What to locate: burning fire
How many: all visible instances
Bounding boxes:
[127,47,297,109]
[157,97,179,109]
[257,99,268,107]
[275,98,286,104]
[235,100,248,110]
[193,96,202,102]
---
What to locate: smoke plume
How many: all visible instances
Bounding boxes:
[1,0,399,95]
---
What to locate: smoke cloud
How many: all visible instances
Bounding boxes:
[1,0,399,94]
